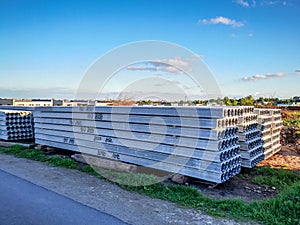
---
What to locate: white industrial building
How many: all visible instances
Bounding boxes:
[13,99,62,107]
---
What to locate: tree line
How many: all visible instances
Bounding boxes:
[136,96,299,106]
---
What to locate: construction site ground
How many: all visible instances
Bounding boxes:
[191,143,300,202]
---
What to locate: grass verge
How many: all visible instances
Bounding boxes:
[0,145,299,225]
[0,145,78,169]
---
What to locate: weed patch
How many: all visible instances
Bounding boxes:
[47,157,78,169]
[252,167,300,190]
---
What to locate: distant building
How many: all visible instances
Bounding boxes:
[62,100,93,107]
[13,99,62,107]
[257,101,269,105]
[206,101,220,106]
[62,100,114,106]
[0,98,14,105]
[277,103,292,107]
[94,100,114,106]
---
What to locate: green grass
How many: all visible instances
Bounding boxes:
[283,119,300,128]
[47,157,78,169]
[248,183,300,225]
[283,111,300,128]
[122,170,300,225]
[79,165,158,186]
[80,165,99,175]
[290,112,300,117]
[99,169,158,186]
[122,181,300,225]
[1,145,48,162]
[1,145,300,225]
[252,167,300,190]
[0,145,78,169]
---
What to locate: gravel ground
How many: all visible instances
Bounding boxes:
[0,154,258,225]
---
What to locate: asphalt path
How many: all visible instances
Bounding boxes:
[0,169,129,225]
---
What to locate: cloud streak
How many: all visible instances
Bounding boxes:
[242,72,286,81]
[261,0,288,6]
[200,16,244,27]
[126,57,193,74]
[234,0,288,7]
[233,0,250,7]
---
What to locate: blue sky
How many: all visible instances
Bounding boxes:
[0,0,299,100]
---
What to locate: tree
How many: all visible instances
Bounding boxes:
[223,96,232,106]
[232,99,239,106]
[239,95,255,106]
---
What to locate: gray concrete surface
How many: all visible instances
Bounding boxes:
[0,169,128,225]
[0,153,257,225]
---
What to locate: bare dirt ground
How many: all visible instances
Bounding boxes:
[258,144,300,171]
[0,154,257,225]
[189,172,277,203]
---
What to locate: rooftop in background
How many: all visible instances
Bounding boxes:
[13,99,63,107]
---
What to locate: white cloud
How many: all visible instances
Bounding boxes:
[296,69,300,74]
[200,16,245,27]
[234,0,288,7]
[161,57,189,67]
[234,0,250,7]
[126,57,193,74]
[242,72,286,81]
[233,0,257,7]
[126,65,157,72]
[261,0,288,6]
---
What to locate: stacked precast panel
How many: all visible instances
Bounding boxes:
[0,110,33,141]
[34,106,241,183]
[255,108,283,159]
[232,106,264,168]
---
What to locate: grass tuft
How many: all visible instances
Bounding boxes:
[80,165,99,176]
[252,167,300,190]
[47,157,78,169]
[248,183,300,225]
